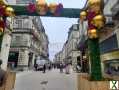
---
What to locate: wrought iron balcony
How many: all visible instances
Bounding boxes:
[12,28,32,33]
[11,41,29,47]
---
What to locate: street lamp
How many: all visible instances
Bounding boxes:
[80,0,105,80]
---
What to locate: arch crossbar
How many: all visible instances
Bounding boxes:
[11,5,81,18]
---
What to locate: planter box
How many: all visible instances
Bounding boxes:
[0,71,16,90]
[103,74,119,81]
[77,73,110,90]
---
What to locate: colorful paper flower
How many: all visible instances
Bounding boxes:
[49,3,57,14]
[5,6,14,16]
[27,3,36,13]
[0,5,5,16]
[36,3,48,15]
[54,3,63,16]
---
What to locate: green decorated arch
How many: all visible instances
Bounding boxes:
[0,0,106,81]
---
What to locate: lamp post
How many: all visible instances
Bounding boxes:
[80,0,105,80]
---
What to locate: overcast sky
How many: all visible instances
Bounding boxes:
[41,0,87,60]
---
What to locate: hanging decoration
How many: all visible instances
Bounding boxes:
[0,0,15,36]
[36,2,48,15]
[88,29,98,39]
[80,11,87,21]
[80,0,105,39]
[36,0,48,15]
[25,0,63,16]
[27,3,36,13]
[49,3,57,13]
[92,15,105,29]
[0,0,14,17]
[5,6,14,16]
[0,5,5,16]
[54,3,63,16]
[0,27,3,35]
[0,17,5,35]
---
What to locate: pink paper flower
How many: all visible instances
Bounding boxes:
[0,5,5,16]
[27,3,36,13]
[54,3,63,16]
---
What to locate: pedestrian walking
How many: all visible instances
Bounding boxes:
[59,63,63,73]
[34,64,38,71]
[76,64,81,73]
[65,63,70,74]
[54,64,56,69]
[43,64,46,73]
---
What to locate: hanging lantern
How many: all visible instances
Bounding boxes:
[88,29,98,39]
[5,6,14,16]
[80,11,87,21]
[92,15,105,29]
[49,3,57,14]
[36,3,48,15]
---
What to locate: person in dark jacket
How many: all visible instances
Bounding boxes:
[59,63,63,73]
[34,64,38,71]
[43,64,46,73]
[0,59,6,86]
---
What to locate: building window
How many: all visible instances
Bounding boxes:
[73,25,78,30]
[15,35,21,41]
[100,34,118,54]
[15,19,22,28]
[104,60,119,76]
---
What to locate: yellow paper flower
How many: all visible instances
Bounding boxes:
[88,0,101,6]
[88,29,98,39]
[36,3,47,15]
[5,6,14,16]
[80,11,87,20]
[92,15,105,28]
[49,3,57,13]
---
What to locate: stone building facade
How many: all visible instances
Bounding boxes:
[8,16,49,70]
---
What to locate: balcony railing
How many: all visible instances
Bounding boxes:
[12,28,32,33]
[11,41,29,47]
